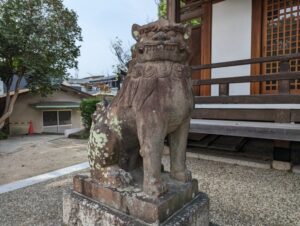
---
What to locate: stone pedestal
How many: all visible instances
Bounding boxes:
[63,189,209,226]
[63,171,209,225]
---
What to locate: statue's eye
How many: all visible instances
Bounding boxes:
[167,31,176,37]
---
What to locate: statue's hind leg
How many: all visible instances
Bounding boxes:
[137,115,168,197]
[168,118,192,182]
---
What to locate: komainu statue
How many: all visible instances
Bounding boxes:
[88,18,193,197]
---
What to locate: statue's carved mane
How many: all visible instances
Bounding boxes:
[112,19,191,110]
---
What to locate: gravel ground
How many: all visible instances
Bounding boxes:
[0,157,300,226]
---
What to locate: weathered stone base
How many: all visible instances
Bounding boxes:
[72,171,200,224]
[63,189,209,226]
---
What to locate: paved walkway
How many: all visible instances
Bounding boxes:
[0,134,63,155]
[0,162,89,194]
[0,134,88,185]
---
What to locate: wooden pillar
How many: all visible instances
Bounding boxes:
[167,0,180,23]
[250,0,263,95]
[219,83,229,96]
[278,60,290,94]
[200,2,212,96]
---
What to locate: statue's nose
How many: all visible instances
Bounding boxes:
[153,31,169,41]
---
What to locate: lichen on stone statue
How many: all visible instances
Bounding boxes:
[87,18,194,197]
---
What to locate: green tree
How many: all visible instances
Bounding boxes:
[156,0,201,26]
[80,97,101,130]
[0,0,82,129]
[110,37,131,75]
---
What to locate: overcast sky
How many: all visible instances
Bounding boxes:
[63,0,158,78]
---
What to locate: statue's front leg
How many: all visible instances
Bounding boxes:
[137,116,167,197]
[168,118,192,182]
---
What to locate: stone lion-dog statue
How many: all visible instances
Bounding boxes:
[88,18,193,197]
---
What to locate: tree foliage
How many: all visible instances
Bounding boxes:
[0,0,82,128]
[157,0,201,26]
[158,0,168,19]
[110,37,131,75]
[80,97,101,130]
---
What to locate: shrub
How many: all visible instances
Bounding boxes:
[80,97,102,130]
[0,131,8,140]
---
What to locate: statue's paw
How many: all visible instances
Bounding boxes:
[104,167,133,187]
[115,169,133,186]
[171,169,192,183]
[144,178,168,197]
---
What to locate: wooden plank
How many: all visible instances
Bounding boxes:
[194,94,300,104]
[251,0,263,95]
[191,53,300,70]
[190,119,300,142]
[291,110,300,123]
[181,9,203,21]
[192,109,278,121]
[192,71,300,85]
[274,109,291,123]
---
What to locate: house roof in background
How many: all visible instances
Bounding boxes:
[0,84,92,99]
[0,89,30,98]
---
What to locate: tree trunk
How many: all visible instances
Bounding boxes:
[0,76,22,130]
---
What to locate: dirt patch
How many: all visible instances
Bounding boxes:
[0,135,88,185]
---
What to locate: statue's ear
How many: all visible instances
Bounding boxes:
[132,24,141,41]
[183,25,192,40]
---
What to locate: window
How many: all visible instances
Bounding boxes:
[59,111,71,125]
[263,0,300,94]
[43,111,71,126]
[43,111,58,126]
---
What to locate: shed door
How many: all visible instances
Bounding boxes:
[262,0,300,94]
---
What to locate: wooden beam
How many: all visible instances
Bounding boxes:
[192,109,282,122]
[291,110,300,122]
[192,53,300,70]
[192,71,300,85]
[181,8,203,22]
[190,119,300,142]
[194,94,300,104]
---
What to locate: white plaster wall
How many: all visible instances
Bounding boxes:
[211,0,252,96]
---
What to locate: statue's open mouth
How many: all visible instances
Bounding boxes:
[139,43,181,54]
